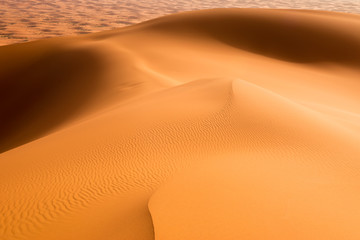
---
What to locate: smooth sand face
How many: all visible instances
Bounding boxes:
[1,0,360,45]
[1,8,360,240]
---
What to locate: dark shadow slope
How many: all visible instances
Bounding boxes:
[0,44,105,153]
[138,9,360,66]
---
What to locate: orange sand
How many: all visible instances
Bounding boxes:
[0,8,360,240]
[1,0,360,46]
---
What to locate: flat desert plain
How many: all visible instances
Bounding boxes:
[1,7,360,240]
[0,0,360,45]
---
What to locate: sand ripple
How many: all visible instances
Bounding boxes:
[0,8,360,240]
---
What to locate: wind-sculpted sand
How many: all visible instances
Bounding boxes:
[1,0,360,45]
[1,8,360,240]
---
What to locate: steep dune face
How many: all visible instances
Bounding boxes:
[0,9,360,240]
[0,46,106,152]
[0,39,173,153]
[136,9,360,65]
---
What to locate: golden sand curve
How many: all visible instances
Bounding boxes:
[0,8,360,240]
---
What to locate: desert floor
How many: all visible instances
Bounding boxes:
[0,7,360,240]
[1,0,360,45]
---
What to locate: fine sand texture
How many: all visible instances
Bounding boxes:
[1,0,360,45]
[1,8,360,240]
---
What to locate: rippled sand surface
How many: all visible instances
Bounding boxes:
[0,0,360,45]
[1,8,360,240]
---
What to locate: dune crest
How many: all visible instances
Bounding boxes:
[0,9,360,240]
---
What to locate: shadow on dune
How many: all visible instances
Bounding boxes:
[1,9,360,153]
[143,9,360,66]
[0,46,105,153]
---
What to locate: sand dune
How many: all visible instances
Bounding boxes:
[1,8,360,240]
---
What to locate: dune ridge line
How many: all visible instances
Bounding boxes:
[0,8,360,240]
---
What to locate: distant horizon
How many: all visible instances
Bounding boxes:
[1,0,360,45]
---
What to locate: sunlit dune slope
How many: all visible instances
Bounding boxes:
[0,8,360,240]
